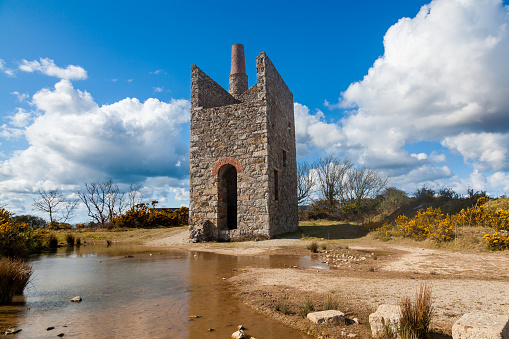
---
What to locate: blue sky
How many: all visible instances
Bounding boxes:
[1,0,509,221]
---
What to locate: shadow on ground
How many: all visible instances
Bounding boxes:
[283,223,369,240]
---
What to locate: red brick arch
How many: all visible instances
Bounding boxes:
[211,157,244,175]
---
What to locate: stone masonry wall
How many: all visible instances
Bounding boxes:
[191,65,240,109]
[189,50,297,241]
[259,53,299,236]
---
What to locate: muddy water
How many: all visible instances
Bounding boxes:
[0,246,320,338]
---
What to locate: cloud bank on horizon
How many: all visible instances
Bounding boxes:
[298,0,509,194]
[0,65,190,214]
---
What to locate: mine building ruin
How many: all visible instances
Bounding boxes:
[189,44,298,242]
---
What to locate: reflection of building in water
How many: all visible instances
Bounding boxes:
[189,44,298,242]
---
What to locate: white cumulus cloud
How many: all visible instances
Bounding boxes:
[0,79,190,196]
[442,132,509,171]
[19,58,87,80]
[294,103,344,157]
[327,0,509,187]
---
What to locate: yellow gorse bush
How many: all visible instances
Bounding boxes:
[0,208,44,258]
[483,232,509,251]
[453,198,509,230]
[373,197,509,246]
[112,204,188,228]
[377,207,455,242]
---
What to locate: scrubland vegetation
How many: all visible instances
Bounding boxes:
[0,207,41,304]
[299,157,509,251]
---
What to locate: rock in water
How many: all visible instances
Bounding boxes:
[5,328,22,335]
[71,296,82,302]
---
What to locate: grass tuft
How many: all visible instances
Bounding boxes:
[324,294,339,310]
[399,283,434,339]
[307,241,319,253]
[0,258,32,305]
[48,233,58,248]
[66,233,75,246]
[299,297,315,317]
[274,298,290,315]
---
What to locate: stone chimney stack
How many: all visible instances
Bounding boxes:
[229,44,248,98]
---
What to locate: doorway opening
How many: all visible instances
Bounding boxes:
[218,164,237,230]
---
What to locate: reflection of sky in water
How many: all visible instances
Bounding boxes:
[1,246,310,338]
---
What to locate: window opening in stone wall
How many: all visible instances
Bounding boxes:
[283,150,287,167]
[218,164,237,230]
[288,122,291,135]
[274,169,279,201]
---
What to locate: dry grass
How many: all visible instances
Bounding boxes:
[47,233,58,248]
[50,227,187,245]
[65,233,75,246]
[399,283,434,339]
[307,241,319,253]
[0,258,32,305]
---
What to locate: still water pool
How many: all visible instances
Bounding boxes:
[0,245,318,338]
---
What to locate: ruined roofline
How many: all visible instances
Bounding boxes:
[191,65,240,109]
[256,52,292,98]
[191,49,290,110]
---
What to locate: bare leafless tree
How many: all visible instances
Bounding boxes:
[343,166,390,205]
[32,190,65,222]
[127,183,143,210]
[60,197,80,224]
[297,161,315,205]
[78,179,124,224]
[313,155,352,212]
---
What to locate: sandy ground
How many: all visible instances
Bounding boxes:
[147,228,509,337]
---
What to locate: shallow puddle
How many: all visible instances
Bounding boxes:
[0,245,313,338]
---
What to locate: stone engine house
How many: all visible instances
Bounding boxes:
[189,44,298,241]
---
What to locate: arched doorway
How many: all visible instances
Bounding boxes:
[218,164,237,230]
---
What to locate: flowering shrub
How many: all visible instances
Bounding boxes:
[372,197,509,247]
[454,207,509,230]
[483,232,509,251]
[0,208,44,258]
[377,207,454,242]
[112,204,188,228]
[48,220,72,229]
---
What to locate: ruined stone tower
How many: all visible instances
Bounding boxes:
[189,44,298,241]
